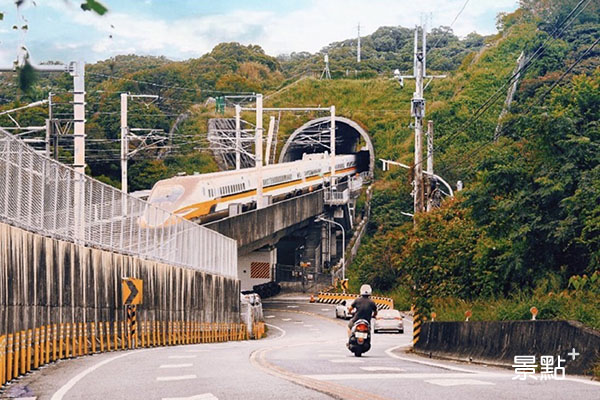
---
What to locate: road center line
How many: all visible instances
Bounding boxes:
[51,350,147,400]
[159,363,193,369]
[156,375,197,381]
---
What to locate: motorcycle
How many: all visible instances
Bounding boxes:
[347,319,371,357]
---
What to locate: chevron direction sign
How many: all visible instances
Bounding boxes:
[122,278,143,305]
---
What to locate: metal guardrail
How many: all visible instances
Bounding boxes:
[324,188,349,205]
[0,128,237,278]
[349,175,363,192]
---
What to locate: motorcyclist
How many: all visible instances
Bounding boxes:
[347,284,377,337]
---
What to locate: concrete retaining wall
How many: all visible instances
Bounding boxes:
[415,320,600,375]
[0,222,240,336]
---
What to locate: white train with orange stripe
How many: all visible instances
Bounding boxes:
[145,152,357,225]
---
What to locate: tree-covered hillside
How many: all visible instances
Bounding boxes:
[0,24,473,192]
[345,0,600,328]
[279,26,486,77]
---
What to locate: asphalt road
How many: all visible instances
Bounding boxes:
[2,298,599,400]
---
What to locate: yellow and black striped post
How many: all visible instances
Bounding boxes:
[412,306,422,347]
[127,306,137,349]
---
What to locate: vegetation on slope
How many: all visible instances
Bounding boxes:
[347,0,600,329]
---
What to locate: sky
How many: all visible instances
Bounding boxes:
[0,0,519,65]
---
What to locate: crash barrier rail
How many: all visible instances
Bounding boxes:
[0,320,265,386]
[0,128,237,278]
[316,292,394,310]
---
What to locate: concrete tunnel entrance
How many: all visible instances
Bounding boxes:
[278,116,375,177]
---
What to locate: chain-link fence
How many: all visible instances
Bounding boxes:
[0,128,237,278]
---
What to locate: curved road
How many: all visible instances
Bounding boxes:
[3,299,599,399]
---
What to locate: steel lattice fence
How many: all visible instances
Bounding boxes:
[0,128,237,278]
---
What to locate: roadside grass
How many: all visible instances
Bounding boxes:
[429,290,600,331]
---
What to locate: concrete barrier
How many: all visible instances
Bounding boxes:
[0,221,247,385]
[415,320,600,376]
[0,222,241,334]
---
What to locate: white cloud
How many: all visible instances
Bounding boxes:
[1,0,519,63]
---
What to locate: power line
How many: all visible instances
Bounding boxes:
[88,72,254,95]
[427,0,471,54]
[449,35,600,173]
[415,0,592,174]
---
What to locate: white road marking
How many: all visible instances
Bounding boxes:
[321,308,331,311]
[156,375,197,382]
[384,345,477,373]
[162,394,218,400]
[384,345,600,387]
[265,323,286,339]
[425,379,495,387]
[185,349,208,353]
[15,398,36,400]
[329,359,363,363]
[360,366,406,372]
[265,315,275,318]
[51,350,146,400]
[304,324,313,327]
[293,321,304,324]
[287,305,299,308]
[304,372,505,381]
[309,329,320,332]
[159,363,193,369]
[168,355,196,359]
[281,318,291,321]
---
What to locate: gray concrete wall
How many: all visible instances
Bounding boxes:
[0,222,240,336]
[206,190,324,255]
[415,320,600,375]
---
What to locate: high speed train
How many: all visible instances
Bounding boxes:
[143,152,358,226]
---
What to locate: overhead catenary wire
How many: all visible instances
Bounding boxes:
[88,72,254,95]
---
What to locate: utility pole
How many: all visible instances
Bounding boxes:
[426,120,434,212]
[235,104,241,170]
[396,25,446,218]
[255,94,264,208]
[120,93,160,193]
[413,25,425,215]
[264,116,276,166]
[357,23,361,63]
[120,93,128,193]
[72,60,86,176]
[330,105,336,180]
[45,92,52,157]
[321,54,331,80]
